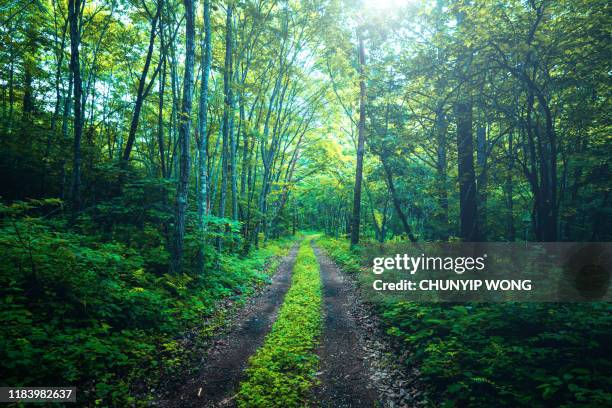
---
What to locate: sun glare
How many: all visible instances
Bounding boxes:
[364,0,414,12]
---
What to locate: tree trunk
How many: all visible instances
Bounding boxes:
[122,3,161,164]
[22,63,34,116]
[218,2,233,251]
[381,154,417,242]
[228,19,238,222]
[197,0,212,273]
[68,0,83,213]
[51,16,69,131]
[8,56,14,134]
[455,97,479,241]
[170,0,195,274]
[158,52,167,178]
[381,195,389,242]
[435,106,448,239]
[350,35,366,246]
[60,73,73,200]
[476,124,487,238]
[505,131,515,241]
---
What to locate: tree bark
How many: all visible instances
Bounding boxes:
[170,0,195,274]
[60,72,73,200]
[121,2,162,164]
[68,0,83,213]
[455,97,479,241]
[197,0,212,273]
[350,35,366,246]
[365,182,381,242]
[158,51,167,178]
[380,154,417,242]
[476,123,487,238]
[505,131,515,241]
[218,2,234,251]
[435,106,448,239]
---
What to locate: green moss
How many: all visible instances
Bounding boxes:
[237,238,322,407]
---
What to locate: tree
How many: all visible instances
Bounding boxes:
[197,0,212,273]
[68,0,83,213]
[350,33,366,246]
[121,0,163,165]
[169,0,195,274]
[455,95,478,241]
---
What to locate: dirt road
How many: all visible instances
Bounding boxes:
[161,243,299,407]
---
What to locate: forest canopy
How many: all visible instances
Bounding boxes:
[1,0,610,246]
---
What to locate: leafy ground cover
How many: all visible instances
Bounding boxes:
[237,238,322,407]
[0,199,294,405]
[316,237,612,407]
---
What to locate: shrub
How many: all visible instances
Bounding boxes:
[0,199,294,405]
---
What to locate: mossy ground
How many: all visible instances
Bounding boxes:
[237,237,322,407]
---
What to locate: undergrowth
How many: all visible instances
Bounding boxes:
[0,199,294,405]
[316,236,612,407]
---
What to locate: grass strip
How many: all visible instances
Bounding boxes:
[237,238,322,407]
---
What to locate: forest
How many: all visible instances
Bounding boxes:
[1,0,611,406]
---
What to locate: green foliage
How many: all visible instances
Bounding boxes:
[1,0,611,404]
[0,199,293,405]
[316,236,361,274]
[318,237,612,407]
[237,239,322,407]
[383,302,612,407]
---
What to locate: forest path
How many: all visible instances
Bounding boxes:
[161,242,300,408]
[311,243,380,407]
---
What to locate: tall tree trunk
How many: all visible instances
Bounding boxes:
[170,0,195,274]
[197,0,212,273]
[122,2,162,164]
[365,182,381,242]
[218,2,233,251]
[350,35,366,246]
[228,15,238,222]
[60,73,73,200]
[380,154,417,242]
[506,131,515,241]
[8,56,14,134]
[455,97,479,241]
[68,0,83,213]
[22,63,34,116]
[51,16,68,131]
[158,53,167,178]
[168,25,180,179]
[476,123,487,238]
[435,106,448,239]
[539,95,558,241]
[44,11,69,196]
[381,195,389,242]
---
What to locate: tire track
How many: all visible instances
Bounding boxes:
[161,242,300,407]
[312,243,379,407]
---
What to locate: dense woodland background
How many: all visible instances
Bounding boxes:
[1,0,610,405]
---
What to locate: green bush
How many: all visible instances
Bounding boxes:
[383,302,612,407]
[237,238,322,407]
[316,236,361,274]
[0,199,293,405]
